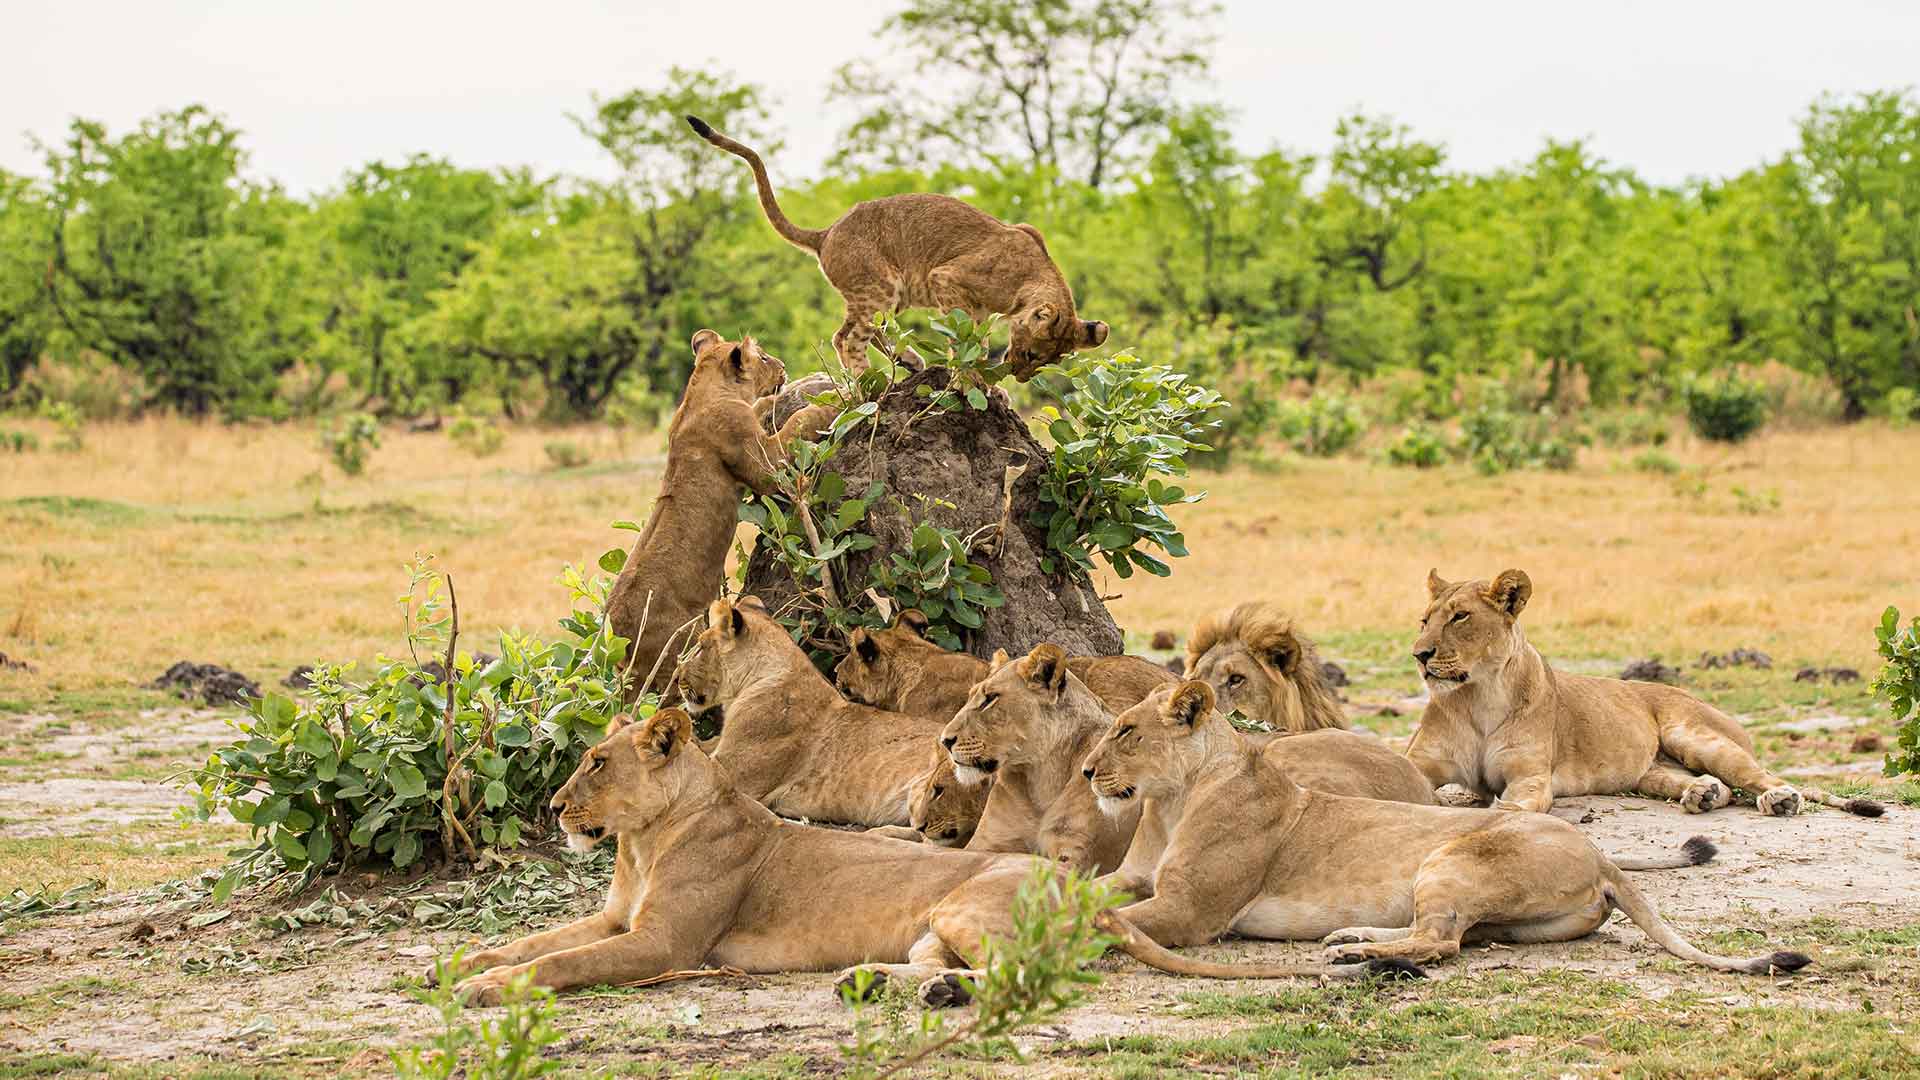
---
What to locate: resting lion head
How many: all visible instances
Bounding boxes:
[833,609,935,707]
[1184,603,1347,733]
[939,643,1079,786]
[1413,568,1532,690]
[908,754,991,846]
[549,708,696,852]
[1081,680,1220,817]
[678,596,782,715]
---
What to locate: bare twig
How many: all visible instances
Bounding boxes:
[793,474,841,609]
[636,614,704,703]
[438,576,477,862]
[617,588,655,698]
[614,965,755,989]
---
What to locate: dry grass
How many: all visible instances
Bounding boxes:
[1,416,1916,701]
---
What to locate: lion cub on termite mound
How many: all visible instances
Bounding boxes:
[604,332,837,702]
[1083,681,1810,977]
[687,116,1108,379]
[1409,569,1883,819]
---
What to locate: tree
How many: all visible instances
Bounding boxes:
[0,172,53,399]
[39,106,290,416]
[829,0,1219,189]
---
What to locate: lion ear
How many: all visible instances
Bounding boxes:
[897,609,930,638]
[691,329,721,356]
[1020,643,1068,694]
[1031,303,1056,323]
[634,708,693,759]
[1486,569,1532,618]
[709,598,742,638]
[1260,624,1301,675]
[852,630,879,663]
[1013,222,1049,255]
[605,712,634,734]
[989,648,1011,671]
[1426,568,1450,599]
[738,595,769,614]
[728,344,746,377]
[1165,680,1215,727]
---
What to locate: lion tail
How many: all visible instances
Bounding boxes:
[1599,863,1809,975]
[1093,910,1425,982]
[684,115,824,253]
[1608,834,1718,871]
[1802,788,1886,817]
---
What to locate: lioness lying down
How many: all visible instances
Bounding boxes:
[835,608,1174,720]
[442,708,1396,1006]
[679,597,948,828]
[1409,569,1882,819]
[1083,682,1809,975]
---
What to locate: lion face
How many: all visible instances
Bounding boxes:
[549,709,695,851]
[1081,681,1216,816]
[1007,304,1109,380]
[940,643,1069,785]
[678,596,777,715]
[908,755,990,846]
[689,329,787,402]
[1413,569,1533,689]
[832,610,932,707]
[1184,604,1344,733]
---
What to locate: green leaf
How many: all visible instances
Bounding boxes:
[598,547,628,574]
[484,779,508,809]
[966,387,988,410]
[393,831,421,869]
[211,868,240,904]
[389,765,429,799]
[610,519,644,533]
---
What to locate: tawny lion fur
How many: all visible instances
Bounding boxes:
[1082,682,1812,977]
[687,116,1107,379]
[1409,569,1882,819]
[1184,603,1349,733]
[605,332,837,704]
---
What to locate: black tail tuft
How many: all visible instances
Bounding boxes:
[685,115,714,139]
[1682,836,1719,865]
[1762,950,1812,974]
[1846,798,1885,818]
[1363,958,1428,981]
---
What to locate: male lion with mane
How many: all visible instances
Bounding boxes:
[1408,569,1882,819]
[1183,602,1349,733]
[1083,682,1807,976]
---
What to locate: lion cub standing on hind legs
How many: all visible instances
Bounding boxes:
[1408,568,1883,818]
[687,115,1108,378]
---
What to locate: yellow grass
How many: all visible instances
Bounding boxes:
[1,416,1916,698]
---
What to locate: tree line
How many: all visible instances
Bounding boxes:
[2,0,1917,424]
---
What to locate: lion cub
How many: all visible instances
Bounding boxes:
[1409,568,1882,819]
[687,116,1107,379]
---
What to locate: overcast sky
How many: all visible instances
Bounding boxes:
[5,0,1917,194]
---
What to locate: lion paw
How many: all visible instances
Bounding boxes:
[917,972,974,1008]
[833,966,888,1004]
[453,969,516,1007]
[1321,928,1370,946]
[1680,777,1729,814]
[1320,944,1373,965]
[1757,786,1803,817]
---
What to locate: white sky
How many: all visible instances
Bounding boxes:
[5,0,1917,194]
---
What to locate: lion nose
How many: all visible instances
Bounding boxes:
[941,735,957,750]
[1082,765,1095,779]
[1413,647,1436,666]
[550,793,568,813]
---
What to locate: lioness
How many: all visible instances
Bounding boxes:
[687,116,1107,379]
[1082,681,1811,975]
[679,597,948,827]
[944,645,1438,872]
[1184,603,1350,732]
[836,608,1175,719]
[442,708,1396,1006]
[605,332,837,703]
[907,755,993,847]
[1409,569,1882,818]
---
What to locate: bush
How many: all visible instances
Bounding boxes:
[1593,410,1670,447]
[183,560,633,889]
[448,414,505,457]
[1384,423,1449,468]
[1462,405,1585,474]
[323,412,381,475]
[0,429,37,453]
[39,400,83,452]
[1631,449,1683,474]
[543,440,590,469]
[396,952,564,1080]
[1683,372,1768,443]
[1874,606,1920,778]
[1885,387,1918,427]
[1273,393,1364,457]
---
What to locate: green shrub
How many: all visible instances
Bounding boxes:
[1273,393,1364,457]
[1885,387,1918,427]
[1631,449,1683,474]
[448,414,505,457]
[1682,372,1768,443]
[1462,405,1585,474]
[323,412,381,475]
[1034,354,1224,580]
[1594,410,1670,447]
[1874,606,1920,778]
[1384,423,1449,468]
[0,429,38,453]
[39,400,84,452]
[183,559,633,889]
[394,951,563,1080]
[542,440,589,469]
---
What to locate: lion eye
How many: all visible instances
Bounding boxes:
[1226,674,1245,687]
[931,785,944,798]
[1451,611,1470,623]
[1116,725,1135,739]
[588,755,604,772]
[982,693,998,708]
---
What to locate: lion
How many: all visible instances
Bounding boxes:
[905,755,993,847]
[1184,603,1350,733]
[605,332,838,703]
[686,116,1108,379]
[1081,681,1810,977]
[1408,569,1883,818]
[678,597,951,828]
[441,708,1392,1007]
[835,608,1175,719]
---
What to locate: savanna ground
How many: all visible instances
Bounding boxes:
[1,415,1918,1078]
